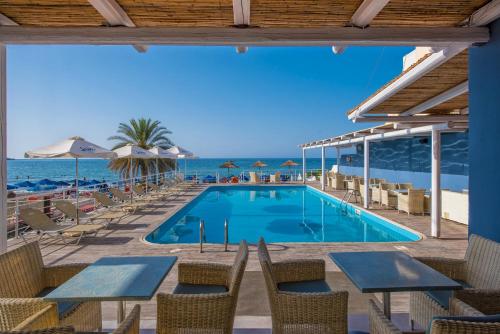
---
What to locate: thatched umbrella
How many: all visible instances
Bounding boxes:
[281,160,300,180]
[219,161,239,176]
[252,160,268,177]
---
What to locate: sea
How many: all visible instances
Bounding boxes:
[7,157,468,192]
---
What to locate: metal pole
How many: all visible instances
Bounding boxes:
[302,148,306,184]
[14,199,19,238]
[224,219,229,252]
[336,147,341,174]
[383,292,391,319]
[0,45,6,253]
[129,157,133,203]
[199,219,205,253]
[431,128,441,237]
[363,139,370,209]
[75,157,80,224]
[321,146,326,190]
[156,158,159,185]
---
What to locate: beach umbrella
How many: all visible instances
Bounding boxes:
[7,184,18,190]
[252,160,268,177]
[14,181,35,188]
[113,144,157,201]
[167,146,194,174]
[25,136,116,223]
[219,161,239,177]
[281,160,300,180]
[149,147,177,185]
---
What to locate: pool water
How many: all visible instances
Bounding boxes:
[145,186,420,244]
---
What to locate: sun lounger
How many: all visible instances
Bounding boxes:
[54,200,128,225]
[19,208,104,245]
[110,187,154,204]
[132,184,165,200]
[92,192,144,214]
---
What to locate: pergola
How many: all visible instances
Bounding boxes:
[300,45,471,238]
[0,0,499,251]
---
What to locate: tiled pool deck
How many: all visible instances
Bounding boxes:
[6,183,469,332]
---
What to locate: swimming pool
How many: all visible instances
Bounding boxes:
[145,186,420,244]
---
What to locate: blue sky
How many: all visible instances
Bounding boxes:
[7,45,412,158]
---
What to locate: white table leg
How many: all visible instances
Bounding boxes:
[117,300,126,324]
[383,292,391,319]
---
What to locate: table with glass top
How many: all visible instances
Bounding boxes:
[44,256,177,323]
[329,251,462,318]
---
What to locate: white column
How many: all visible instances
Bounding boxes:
[336,147,341,174]
[302,148,306,184]
[363,138,370,209]
[0,45,6,253]
[321,146,326,190]
[431,128,441,238]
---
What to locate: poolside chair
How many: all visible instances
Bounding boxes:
[397,182,413,190]
[369,298,500,334]
[19,208,104,245]
[132,184,165,200]
[270,171,281,183]
[54,200,128,226]
[359,182,371,206]
[91,192,143,214]
[370,183,382,204]
[257,238,348,334]
[110,188,153,205]
[0,242,102,332]
[148,183,177,197]
[397,189,425,215]
[156,241,248,334]
[380,183,398,208]
[409,234,500,329]
[249,172,260,183]
[330,173,345,190]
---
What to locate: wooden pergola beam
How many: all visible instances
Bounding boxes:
[354,115,468,123]
[87,0,148,53]
[461,0,500,27]
[0,26,488,46]
[0,13,17,26]
[233,0,250,26]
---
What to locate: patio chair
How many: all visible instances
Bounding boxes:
[19,208,104,245]
[369,298,500,334]
[132,184,164,200]
[331,174,345,190]
[380,183,398,208]
[409,234,500,329]
[370,183,383,204]
[270,171,281,183]
[249,172,260,183]
[1,327,75,334]
[54,200,128,225]
[397,189,425,215]
[397,183,413,190]
[156,241,248,334]
[257,238,348,334]
[109,188,153,204]
[91,192,142,214]
[0,242,102,332]
[148,183,177,197]
[360,182,371,206]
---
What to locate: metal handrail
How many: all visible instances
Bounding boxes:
[224,218,229,252]
[199,219,205,253]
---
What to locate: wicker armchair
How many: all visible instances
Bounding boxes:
[257,238,348,334]
[156,240,248,334]
[397,189,425,215]
[369,298,499,334]
[0,242,102,332]
[397,183,413,190]
[409,234,500,329]
[0,327,75,334]
[359,182,371,206]
[380,183,398,208]
[329,174,345,190]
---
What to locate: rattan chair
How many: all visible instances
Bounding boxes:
[258,238,348,334]
[369,298,499,334]
[0,326,75,334]
[156,241,248,334]
[380,183,398,208]
[397,189,425,215]
[329,174,345,190]
[112,304,140,334]
[409,234,500,329]
[397,183,413,190]
[0,242,101,332]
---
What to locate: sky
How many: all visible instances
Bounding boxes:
[7,45,413,159]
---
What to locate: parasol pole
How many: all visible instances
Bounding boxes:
[75,157,80,224]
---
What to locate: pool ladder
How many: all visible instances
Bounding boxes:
[199,218,230,253]
[340,189,360,214]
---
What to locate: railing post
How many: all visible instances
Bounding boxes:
[224,218,229,252]
[14,198,19,238]
[199,219,205,253]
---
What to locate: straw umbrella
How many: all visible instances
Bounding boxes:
[25,136,116,224]
[219,161,239,177]
[113,144,157,202]
[148,147,177,185]
[281,160,300,181]
[252,160,268,178]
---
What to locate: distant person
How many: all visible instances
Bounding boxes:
[7,191,16,199]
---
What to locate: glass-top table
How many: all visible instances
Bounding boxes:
[44,256,177,323]
[329,251,462,318]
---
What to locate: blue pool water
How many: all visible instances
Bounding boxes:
[145,186,420,244]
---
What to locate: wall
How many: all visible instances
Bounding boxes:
[469,18,500,242]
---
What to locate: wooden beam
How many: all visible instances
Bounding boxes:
[233,0,250,26]
[0,13,18,26]
[462,0,500,27]
[354,115,468,123]
[0,26,488,46]
[87,0,147,52]
[351,0,391,28]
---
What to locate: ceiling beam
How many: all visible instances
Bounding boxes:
[87,0,148,53]
[0,13,18,26]
[332,0,391,53]
[0,26,488,46]
[354,115,468,123]
[400,80,468,116]
[233,0,250,26]
[462,0,500,27]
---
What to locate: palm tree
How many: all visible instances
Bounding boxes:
[108,118,175,178]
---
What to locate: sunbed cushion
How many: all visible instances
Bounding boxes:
[37,288,82,319]
[278,279,331,293]
[424,280,471,309]
[173,283,228,295]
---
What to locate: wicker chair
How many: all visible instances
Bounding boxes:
[359,182,371,207]
[397,183,413,190]
[0,242,102,332]
[0,327,75,334]
[409,234,500,329]
[397,189,425,215]
[329,174,345,190]
[257,238,348,334]
[369,298,500,334]
[156,240,248,334]
[380,183,398,208]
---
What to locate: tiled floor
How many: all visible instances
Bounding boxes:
[7,182,468,332]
